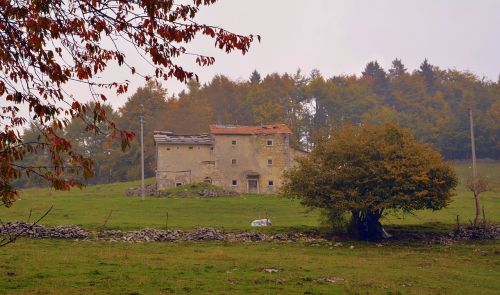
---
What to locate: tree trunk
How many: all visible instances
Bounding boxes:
[349,211,384,241]
[473,191,482,225]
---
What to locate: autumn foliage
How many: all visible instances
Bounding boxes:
[0,0,258,207]
[282,124,458,241]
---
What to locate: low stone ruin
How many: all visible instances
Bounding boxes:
[125,184,158,197]
[0,221,92,239]
[0,221,326,243]
[446,224,500,241]
[2,221,498,244]
[196,189,237,198]
[125,183,237,198]
[98,227,324,243]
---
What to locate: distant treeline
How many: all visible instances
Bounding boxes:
[17,59,500,187]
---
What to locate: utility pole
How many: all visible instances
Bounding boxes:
[140,104,145,201]
[469,108,480,224]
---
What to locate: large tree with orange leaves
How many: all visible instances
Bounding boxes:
[0,0,258,206]
[282,124,458,241]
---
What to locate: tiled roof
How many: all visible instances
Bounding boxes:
[153,131,213,145]
[209,124,292,135]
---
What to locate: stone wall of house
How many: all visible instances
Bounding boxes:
[212,133,291,193]
[156,133,308,193]
[156,144,219,190]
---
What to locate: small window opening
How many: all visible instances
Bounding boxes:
[231,159,237,165]
[266,140,273,146]
[232,180,238,186]
[267,159,273,165]
[175,183,182,187]
[232,140,237,145]
[268,180,274,186]
[189,146,193,149]
[167,148,171,151]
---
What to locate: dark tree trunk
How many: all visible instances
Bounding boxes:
[349,211,384,241]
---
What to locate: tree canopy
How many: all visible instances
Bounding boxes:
[0,0,258,206]
[13,59,500,190]
[282,124,458,241]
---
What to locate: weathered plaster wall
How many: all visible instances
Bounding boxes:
[156,133,308,193]
[156,144,219,190]
[212,133,291,193]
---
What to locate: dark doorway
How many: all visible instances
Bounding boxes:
[248,179,258,193]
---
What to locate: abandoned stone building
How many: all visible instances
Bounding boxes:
[154,124,307,194]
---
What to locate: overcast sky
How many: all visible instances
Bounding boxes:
[94,0,500,107]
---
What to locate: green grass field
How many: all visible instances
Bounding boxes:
[0,163,499,294]
[1,239,498,294]
[1,163,498,231]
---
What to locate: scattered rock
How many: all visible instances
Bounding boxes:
[197,189,237,198]
[262,268,279,273]
[449,225,499,241]
[322,277,344,283]
[230,232,267,242]
[125,184,237,198]
[2,221,497,244]
[96,227,327,243]
[0,221,92,239]
[186,227,225,241]
[125,184,158,197]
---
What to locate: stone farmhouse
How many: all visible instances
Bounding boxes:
[154,124,307,194]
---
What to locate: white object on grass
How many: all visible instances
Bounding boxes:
[251,219,271,227]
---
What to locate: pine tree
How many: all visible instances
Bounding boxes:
[388,58,407,78]
[362,61,389,97]
[419,59,436,95]
[249,70,262,84]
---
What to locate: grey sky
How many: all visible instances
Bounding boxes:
[92,0,500,107]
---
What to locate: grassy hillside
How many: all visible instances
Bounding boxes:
[0,164,499,295]
[0,163,498,231]
[1,178,319,231]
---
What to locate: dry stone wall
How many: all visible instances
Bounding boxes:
[2,222,497,244]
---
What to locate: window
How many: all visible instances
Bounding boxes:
[210,147,214,150]
[266,139,273,146]
[231,159,237,165]
[231,180,238,186]
[267,159,273,165]
[268,180,274,186]
[175,183,182,187]
[189,146,193,150]
[232,140,237,145]
[166,148,171,151]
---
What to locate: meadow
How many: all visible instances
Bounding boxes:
[0,163,499,294]
[1,239,498,294]
[0,163,498,231]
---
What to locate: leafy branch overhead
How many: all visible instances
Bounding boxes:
[0,0,259,207]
